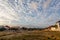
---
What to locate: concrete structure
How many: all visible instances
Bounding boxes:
[56,21,60,28]
[44,21,60,31]
[51,21,60,31]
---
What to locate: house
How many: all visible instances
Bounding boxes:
[56,21,60,28]
[44,25,57,31]
[51,21,60,31]
[43,21,60,31]
[50,25,58,31]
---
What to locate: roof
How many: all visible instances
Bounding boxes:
[43,25,54,29]
[57,21,60,22]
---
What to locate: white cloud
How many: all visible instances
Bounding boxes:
[43,0,51,9]
[0,0,20,25]
[0,0,60,28]
[28,1,38,10]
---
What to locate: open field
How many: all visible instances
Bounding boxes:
[0,31,60,40]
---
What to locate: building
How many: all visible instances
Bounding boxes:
[51,21,60,31]
[56,21,60,28]
[44,25,57,31]
[44,21,60,31]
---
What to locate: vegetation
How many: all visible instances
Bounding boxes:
[0,31,60,40]
[0,25,60,40]
[54,25,58,28]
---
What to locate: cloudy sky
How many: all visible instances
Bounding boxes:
[0,0,60,28]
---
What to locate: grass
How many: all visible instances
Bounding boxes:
[0,31,60,40]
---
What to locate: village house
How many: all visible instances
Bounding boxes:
[56,21,60,28]
[44,21,60,31]
[50,21,60,31]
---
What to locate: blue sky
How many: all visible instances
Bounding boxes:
[0,0,60,28]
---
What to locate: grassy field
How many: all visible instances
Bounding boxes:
[0,31,60,40]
